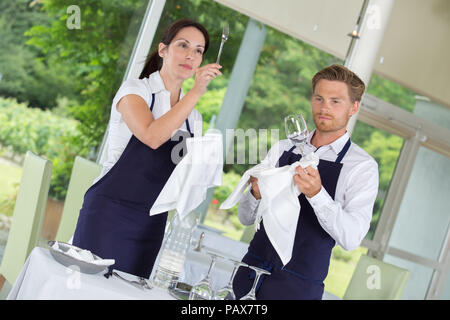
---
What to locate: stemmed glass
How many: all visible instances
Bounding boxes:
[189,251,222,300]
[284,114,309,155]
[239,266,271,300]
[213,260,249,300]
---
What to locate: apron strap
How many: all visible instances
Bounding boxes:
[286,137,351,163]
[185,118,192,135]
[149,93,192,135]
[335,138,351,163]
[149,93,155,111]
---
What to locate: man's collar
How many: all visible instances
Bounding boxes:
[308,129,350,155]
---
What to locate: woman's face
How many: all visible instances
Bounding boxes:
[159,26,205,80]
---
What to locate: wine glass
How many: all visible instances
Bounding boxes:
[239,266,271,300]
[284,114,309,155]
[213,260,249,300]
[188,251,222,300]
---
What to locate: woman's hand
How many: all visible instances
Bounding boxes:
[192,63,222,95]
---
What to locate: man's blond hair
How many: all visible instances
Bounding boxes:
[312,64,366,103]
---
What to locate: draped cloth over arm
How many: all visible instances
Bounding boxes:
[220,152,319,265]
[150,131,224,219]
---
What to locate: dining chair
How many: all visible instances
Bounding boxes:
[0,151,52,290]
[343,254,410,300]
[0,275,11,299]
[54,156,101,243]
[239,225,256,244]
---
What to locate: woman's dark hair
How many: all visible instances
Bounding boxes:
[139,19,210,79]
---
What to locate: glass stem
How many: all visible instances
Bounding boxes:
[205,258,216,281]
[250,272,262,295]
[227,265,239,286]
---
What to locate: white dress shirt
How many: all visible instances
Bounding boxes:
[238,130,379,251]
[95,71,202,183]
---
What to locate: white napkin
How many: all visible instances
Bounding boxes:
[51,241,115,266]
[220,152,319,265]
[150,130,223,219]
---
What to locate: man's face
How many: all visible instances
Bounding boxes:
[311,79,359,135]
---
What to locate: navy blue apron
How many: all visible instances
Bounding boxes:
[233,138,351,300]
[73,93,193,278]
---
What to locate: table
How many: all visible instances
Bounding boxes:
[7,247,174,300]
[7,243,341,300]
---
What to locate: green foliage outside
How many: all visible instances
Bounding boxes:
[0,160,22,217]
[182,77,228,132]
[0,0,79,109]
[0,97,89,200]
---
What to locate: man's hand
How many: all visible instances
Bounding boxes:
[249,176,261,200]
[294,166,322,198]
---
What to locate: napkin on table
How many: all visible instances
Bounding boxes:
[150,130,223,220]
[220,151,319,266]
[51,241,115,266]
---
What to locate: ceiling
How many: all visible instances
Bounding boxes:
[215,0,450,109]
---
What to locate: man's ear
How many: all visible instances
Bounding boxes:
[350,100,360,117]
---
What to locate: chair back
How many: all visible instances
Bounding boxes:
[55,156,101,243]
[239,225,256,244]
[0,151,52,284]
[343,254,410,300]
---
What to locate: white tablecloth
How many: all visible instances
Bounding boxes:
[7,247,175,300]
[7,236,341,300]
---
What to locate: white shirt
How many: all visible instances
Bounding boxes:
[95,71,203,183]
[238,130,379,251]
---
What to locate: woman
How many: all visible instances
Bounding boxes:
[72,19,222,279]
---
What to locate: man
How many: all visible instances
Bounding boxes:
[233,64,379,300]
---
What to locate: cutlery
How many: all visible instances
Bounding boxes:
[216,24,229,64]
[194,232,205,252]
[138,277,153,290]
[112,271,152,290]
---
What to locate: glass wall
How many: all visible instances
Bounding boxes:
[387,146,450,261]
[383,96,450,299]
[442,274,450,299]
[346,67,450,299]
[383,255,435,300]
[351,122,404,241]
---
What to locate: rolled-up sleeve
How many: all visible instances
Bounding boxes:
[238,188,260,225]
[306,159,379,251]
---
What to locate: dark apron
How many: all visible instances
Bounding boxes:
[233,138,351,299]
[73,93,193,278]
